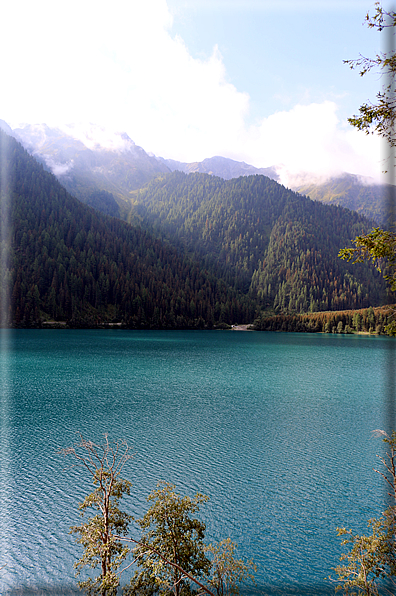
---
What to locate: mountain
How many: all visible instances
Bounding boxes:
[0,128,390,329]
[127,171,388,312]
[158,155,279,181]
[6,122,389,224]
[0,119,14,136]
[166,161,388,226]
[12,123,171,217]
[0,130,256,328]
[294,172,389,225]
[3,121,393,315]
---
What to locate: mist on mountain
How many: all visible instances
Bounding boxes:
[5,120,388,225]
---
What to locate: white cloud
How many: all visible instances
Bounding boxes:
[59,124,137,153]
[2,0,249,160]
[241,102,384,184]
[0,0,383,182]
[44,159,74,177]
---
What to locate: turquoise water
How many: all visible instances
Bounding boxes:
[0,329,393,595]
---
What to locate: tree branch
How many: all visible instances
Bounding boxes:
[114,535,216,596]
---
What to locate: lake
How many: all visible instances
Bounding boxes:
[0,329,394,595]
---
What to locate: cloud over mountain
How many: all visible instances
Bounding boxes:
[1,0,384,183]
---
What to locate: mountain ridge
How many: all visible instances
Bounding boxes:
[127,170,387,312]
[0,130,255,328]
[1,127,391,330]
[157,155,280,182]
[2,120,389,224]
[10,123,171,217]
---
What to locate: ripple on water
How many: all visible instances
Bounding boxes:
[0,330,388,594]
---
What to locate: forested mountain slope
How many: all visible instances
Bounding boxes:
[12,124,170,217]
[294,172,389,225]
[129,171,387,312]
[5,121,390,226]
[0,131,256,328]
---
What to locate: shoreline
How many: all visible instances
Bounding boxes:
[2,304,395,335]
[0,325,391,336]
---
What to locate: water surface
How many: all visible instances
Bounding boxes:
[0,330,391,594]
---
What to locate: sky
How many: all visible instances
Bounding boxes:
[0,0,392,183]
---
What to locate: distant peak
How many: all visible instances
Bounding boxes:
[47,123,138,153]
[0,119,14,135]
[120,131,135,144]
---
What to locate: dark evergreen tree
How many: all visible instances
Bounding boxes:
[0,131,255,329]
